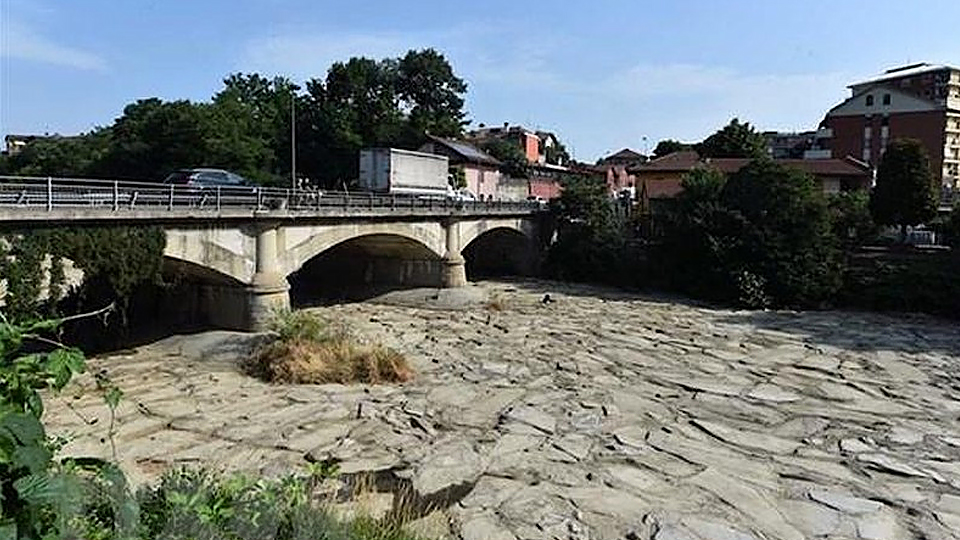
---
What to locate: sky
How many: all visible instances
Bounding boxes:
[1,0,959,162]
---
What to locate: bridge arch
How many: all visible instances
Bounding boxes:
[458,217,536,252]
[164,227,255,284]
[462,224,539,279]
[281,221,445,277]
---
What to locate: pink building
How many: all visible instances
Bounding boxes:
[418,135,503,199]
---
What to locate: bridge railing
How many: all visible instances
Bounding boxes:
[0,176,542,214]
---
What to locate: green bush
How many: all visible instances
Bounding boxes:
[544,175,643,287]
[838,251,960,318]
[659,161,843,308]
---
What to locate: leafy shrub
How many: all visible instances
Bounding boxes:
[838,250,960,318]
[0,310,135,539]
[248,310,413,385]
[544,175,643,287]
[137,468,425,540]
[659,161,843,308]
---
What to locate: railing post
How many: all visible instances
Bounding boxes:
[256,187,263,210]
[216,186,221,211]
[46,176,52,211]
[168,184,174,210]
[113,181,119,211]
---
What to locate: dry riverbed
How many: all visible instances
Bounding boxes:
[45,279,960,539]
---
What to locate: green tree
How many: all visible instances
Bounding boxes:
[869,138,938,240]
[478,139,530,179]
[652,139,691,158]
[396,48,468,142]
[661,161,842,307]
[98,99,210,180]
[545,174,634,284]
[828,190,878,251]
[3,130,111,178]
[697,118,767,159]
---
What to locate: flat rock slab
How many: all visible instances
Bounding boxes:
[42,278,960,540]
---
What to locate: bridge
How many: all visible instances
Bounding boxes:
[0,177,547,330]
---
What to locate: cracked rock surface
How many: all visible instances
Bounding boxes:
[45,279,960,539]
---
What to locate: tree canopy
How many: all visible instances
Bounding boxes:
[696,118,767,159]
[652,139,691,159]
[661,160,841,307]
[869,138,937,236]
[3,48,468,189]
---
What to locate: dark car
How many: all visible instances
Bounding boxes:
[163,168,251,188]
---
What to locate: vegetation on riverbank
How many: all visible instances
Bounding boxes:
[0,311,427,539]
[247,310,414,385]
[545,128,958,318]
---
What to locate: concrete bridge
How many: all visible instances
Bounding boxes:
[0,177,547,329]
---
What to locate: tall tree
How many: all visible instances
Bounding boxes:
[697,118,767,159]
[869,138,938,240]
[98,99,210,180]
[396,49,468,142]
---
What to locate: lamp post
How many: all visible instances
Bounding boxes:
[290,89,297,192]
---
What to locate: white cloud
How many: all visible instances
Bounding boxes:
[2,19,107,71]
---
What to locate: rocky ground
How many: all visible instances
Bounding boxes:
[45,279,960,540]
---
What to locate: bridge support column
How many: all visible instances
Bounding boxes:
[441,219,467,288]
[247,224,290,331]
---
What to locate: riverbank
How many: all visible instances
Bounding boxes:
[44,279,960,539]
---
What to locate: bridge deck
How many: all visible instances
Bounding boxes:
[0,176,542,224]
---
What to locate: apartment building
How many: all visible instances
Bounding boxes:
[821,63,960,188]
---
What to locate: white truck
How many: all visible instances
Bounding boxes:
[358,148,450,197]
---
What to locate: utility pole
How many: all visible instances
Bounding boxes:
[290,89,297,192]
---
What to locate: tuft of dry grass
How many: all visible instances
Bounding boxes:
[247,310,413,385]
[484,294,507,311]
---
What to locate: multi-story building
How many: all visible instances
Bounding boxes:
[821,63,960,188]
[467,123,569,167]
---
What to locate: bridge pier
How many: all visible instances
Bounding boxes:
[441,219,467,288]
[246,224,290,331]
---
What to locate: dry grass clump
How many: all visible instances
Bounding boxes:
[484,294,507,311]
[247,310,413,385]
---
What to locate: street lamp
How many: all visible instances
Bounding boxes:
[290,88,297,192]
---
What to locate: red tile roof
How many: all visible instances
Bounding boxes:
[633,152,871,178]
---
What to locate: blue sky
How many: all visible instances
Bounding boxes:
[2,0,959,161]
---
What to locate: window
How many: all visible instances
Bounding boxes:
[863,148,872,162]
[883,93,891,105]
[864,126,872,140]
[866,95,875,106]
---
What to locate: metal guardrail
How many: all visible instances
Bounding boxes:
[0,176,542,216]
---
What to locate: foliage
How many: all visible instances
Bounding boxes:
[136,468,425,540]
[543,140,570,166]
[0,311,135,539]
[476,139,530,179]
[696,118,767,159]
[544,175,640,286]
[2,130,112,178]
[448,166,467,190]
[940,206,960,247]
[0,227,165,324]
[652,139,691,159]
[838,250,960,319]
[828,190,879,251]
[5,49,467,191]
[660,161,842,308]
[247,310,413,385]
[869,138,938,238]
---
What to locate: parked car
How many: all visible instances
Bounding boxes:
[447,188,478,202]
[163,168,252,188]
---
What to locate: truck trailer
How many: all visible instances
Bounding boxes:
[358,148,450,197]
